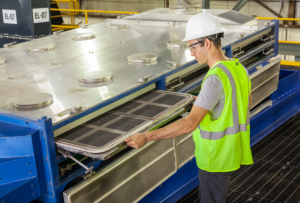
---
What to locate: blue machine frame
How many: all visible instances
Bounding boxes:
[1,19,296,203]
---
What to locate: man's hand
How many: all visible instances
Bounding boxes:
[125,133,147,149]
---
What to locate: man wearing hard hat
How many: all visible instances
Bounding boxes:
[125,13,253,203]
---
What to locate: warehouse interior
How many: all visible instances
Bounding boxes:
[0,0,300,203]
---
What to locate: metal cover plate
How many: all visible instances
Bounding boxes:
[0,57,6,65]
[13,93,53,110]
[28,44,55,52]
[72,32,96,41]
[107,24,128,30]
[127,53,157,65]
[166,40,188,49]
[79,71,113,87]
[217,10,255,25]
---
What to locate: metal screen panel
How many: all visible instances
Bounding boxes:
[135,92,162,101]
[60,126,94,140]
[131,104,168,118]
[113,102,143,113]
[56,90,193,154]
[153,94,186,106]
[87,114,119,126]
[56,113,150,153]
[78,130,122,147]
[106,117,146,131]
[112,90,193,120]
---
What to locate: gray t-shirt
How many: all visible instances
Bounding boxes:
[195,74,225,120]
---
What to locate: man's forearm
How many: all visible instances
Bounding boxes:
[145,118,196,142]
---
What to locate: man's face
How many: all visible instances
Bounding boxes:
[188,39,208,65]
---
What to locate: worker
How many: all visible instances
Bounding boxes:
[125,13,253,203]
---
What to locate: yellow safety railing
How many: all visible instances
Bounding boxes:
[281,61,300,66]
[279,40,300,45]
[256,17,300,21]
[256,17,300,67]
[50,8,138,31]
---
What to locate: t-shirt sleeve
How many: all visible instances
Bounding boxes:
[194,75,223,111]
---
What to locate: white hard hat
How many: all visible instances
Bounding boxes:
[182,13,226,42]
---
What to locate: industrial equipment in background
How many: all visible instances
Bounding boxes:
[0,0,52,47]
[1,0,300,203]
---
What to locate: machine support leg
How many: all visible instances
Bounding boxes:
[57,149,94,174]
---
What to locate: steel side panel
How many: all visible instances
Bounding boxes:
[64,139,174,203]
[175,132,193,144]
[0,177,40,203]
[0,136,34,157]
[252,75,279,108]
[176,134,195,169]
[0,156,37,185]
[251,59,281,91]
[232,27,272,50]
[100,150,176,203]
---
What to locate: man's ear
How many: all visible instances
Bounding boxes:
[205,38,211,50]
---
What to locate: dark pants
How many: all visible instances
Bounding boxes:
[198,169,232,203]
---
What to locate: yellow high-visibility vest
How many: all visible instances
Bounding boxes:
[193,59,253,172]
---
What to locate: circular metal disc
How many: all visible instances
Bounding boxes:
[0,57,6,65]
[72,32,95,41]
[28,44,55,52]
[108,24,128,30]
[79,71,113,87]
[128,53,158,65]
[13,93,53,110]
[166,40,188,49]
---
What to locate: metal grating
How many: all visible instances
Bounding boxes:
[153,94,186,106]
[78,130,121,147]
[87,113,119,126]
[113,101,143,113]
[59,126,94,140]
[176,112,300,203]
[131,104,168,118]
[106,117,146,131]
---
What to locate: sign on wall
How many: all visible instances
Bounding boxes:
[32,8,49,23]
[2,9,17,24]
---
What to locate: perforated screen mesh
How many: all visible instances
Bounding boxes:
[106,117,146,131]
[87,113,119,126]
[56,90,193,154]
[60,126,94,140]
[78,130,121,147]
[135,92,162,101]
[113,101,143,113]
[131,104,167,118]
[153,94,186,105]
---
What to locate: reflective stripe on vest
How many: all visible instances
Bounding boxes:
[197,63,250,140]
